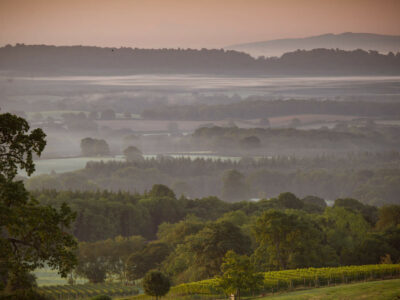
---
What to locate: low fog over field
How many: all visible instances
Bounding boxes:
[3,1,400,296]
[1,72,399,205]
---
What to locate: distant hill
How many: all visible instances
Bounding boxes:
[0,44,399,76]
[226,32,400,57]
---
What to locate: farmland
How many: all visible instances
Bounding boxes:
[38,282,139,299]
[260,279,400,300]
[126,264,400,299]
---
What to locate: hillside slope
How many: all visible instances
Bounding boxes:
[1,45,399,76]
[226,32,400,57]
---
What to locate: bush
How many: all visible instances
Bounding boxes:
[143,270,170,299]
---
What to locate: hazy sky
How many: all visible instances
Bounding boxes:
[1,0,400,48]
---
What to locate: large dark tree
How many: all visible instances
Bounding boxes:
[0,113,77,294]
[186,221,251,278]
[143,270,170,300]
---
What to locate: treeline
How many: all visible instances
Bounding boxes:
[26,152,400,206]
[190,125,400,155]
[1,44,400,75]
[37,186,400,285]
[142,99,400,120]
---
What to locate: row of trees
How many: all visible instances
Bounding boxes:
[142,99,400,120]
[27,153,400,206]
[2,45,400,75]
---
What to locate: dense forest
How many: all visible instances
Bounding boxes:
[1,44,400,75]
[34,185,400,285]
[26,151,400,206]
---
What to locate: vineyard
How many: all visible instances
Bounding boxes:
[127,264,400,299]
[38,282,139,299]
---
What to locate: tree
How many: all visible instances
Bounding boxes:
[253,210,333,270]
[126,242,170,281]
[75,243,108,283]
[143,270,170,300]
[0,113,77,294]
[376,205,400,230]
[323,206,370,265]
[80,137,110,156]
[277,192,304,209]
[302,195,326,208]
[123,146,144,162]
[222,170,248,202]
[149,184,176,199]
[334,198,378,225]
[186,221,251,278]
[301,195,326,213]
[217,251,263,299]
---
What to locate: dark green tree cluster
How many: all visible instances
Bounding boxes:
[142,270,170,300]
[80,137,110,156]
[0,113,77,298]
[33,183,400,286]
[75,235,145,283]
[217,251,263,299]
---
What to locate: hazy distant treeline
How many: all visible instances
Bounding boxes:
[26,152,400,206]
[188,125,400,157]
[142,99,400,120]
[1,44,400,75]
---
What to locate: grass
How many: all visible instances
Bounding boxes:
[257,278,400,300]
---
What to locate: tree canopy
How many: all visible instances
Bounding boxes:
[0,113,77,295]
[143,270,170,300]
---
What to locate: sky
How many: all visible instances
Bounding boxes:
[1,0,400,49]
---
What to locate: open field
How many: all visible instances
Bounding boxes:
[126,264,400,300]
[122,279,400,300]
[259,278,400,300]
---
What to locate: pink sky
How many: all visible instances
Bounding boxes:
[1,0,400,48]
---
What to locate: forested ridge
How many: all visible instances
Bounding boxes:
[142,99,400,120]
[1,44,400,75]
[26,151,400,206]
[33,185,400,286]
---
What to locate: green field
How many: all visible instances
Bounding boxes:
[259,279,400,300]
